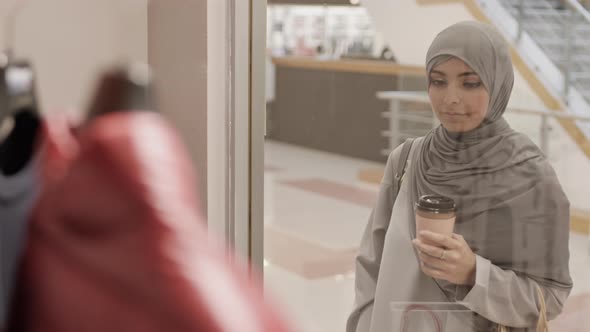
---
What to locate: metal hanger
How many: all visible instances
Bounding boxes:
[86,62,155,121]
[0,0,41,175]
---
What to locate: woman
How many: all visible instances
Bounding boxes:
[346,21,572,332]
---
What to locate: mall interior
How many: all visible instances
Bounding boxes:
[0,0,588,331]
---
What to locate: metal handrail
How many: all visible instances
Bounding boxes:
[510,0,590,103]
[563,0,590,23]
[376,91,590,122]
[376,91,590,156]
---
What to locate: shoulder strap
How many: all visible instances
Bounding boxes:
[394,138,415,195]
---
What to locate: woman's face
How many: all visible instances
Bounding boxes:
[428,57,490,133]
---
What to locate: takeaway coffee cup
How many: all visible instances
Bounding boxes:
[415,195,456,244]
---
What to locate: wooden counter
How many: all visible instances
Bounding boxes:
[271,56,426,77]
[267,56,429,162]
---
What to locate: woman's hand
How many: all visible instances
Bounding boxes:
[412,230,476,286]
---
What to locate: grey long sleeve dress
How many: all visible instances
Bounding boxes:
[346,138,570,332]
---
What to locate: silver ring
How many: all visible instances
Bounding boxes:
[439,249,446,260]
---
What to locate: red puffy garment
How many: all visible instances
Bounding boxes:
[7,112,291,332]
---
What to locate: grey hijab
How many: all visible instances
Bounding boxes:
[411,21,572,290]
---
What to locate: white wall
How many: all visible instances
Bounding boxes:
[0,0,228,225]
[0,0,214,212]
[148,0,208,215]
[361,0,471,66]
[206,0,228,237]
[0,0,148,120]
[361,0,545,109]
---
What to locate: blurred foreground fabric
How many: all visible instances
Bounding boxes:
[6,112,291,332]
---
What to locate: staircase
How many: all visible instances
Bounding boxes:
[468,0,590,155]
[499,0,590,106]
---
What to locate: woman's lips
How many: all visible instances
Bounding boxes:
[440,112,469,124]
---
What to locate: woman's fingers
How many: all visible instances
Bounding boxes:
[414,232,477,286]
[417,250,451,271]
[451,233,470,248]
[412,238,445,258]
[418,231,461,249]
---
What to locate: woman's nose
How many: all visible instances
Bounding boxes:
[443,86,461,105]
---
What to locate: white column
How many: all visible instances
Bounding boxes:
[207,0,266,272]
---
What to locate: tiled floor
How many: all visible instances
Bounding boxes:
[263,140,590,332]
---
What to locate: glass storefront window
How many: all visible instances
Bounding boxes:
[260,1,590,332]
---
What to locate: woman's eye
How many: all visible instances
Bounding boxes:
[464,82,482,88]
[431,79,446,86]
